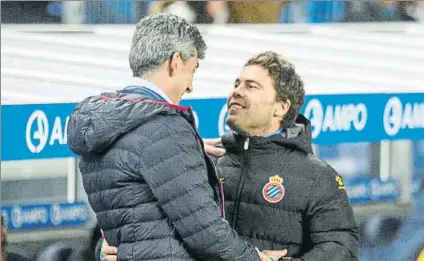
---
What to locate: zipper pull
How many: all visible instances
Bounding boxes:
[244,138,250,150]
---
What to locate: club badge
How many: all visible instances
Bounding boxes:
[262,175,285,203]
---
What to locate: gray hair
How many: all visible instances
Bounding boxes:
[129,13,207,77]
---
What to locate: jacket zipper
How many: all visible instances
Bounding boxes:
[231,137,250,228]
[187,108,225,218]
[206,156,226,218]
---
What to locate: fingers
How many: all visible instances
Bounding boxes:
[104,254,118,261]
[258,251,272,261]
[203,138,222,146]
[262,249,288,259]
[102,245,118,256]
[255,247,271,261]
[203,138,226,156]
[103,245,118,255]
[204,145,226,156]
[101,233,118,261]
[102,238,118,256]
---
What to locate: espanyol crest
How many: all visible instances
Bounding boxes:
[262,175,285,203]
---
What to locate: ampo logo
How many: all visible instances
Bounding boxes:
[50,204,88,226]
[303,99,323,139]
[384,97,403,136]
[11,205,23,228]
[10,205,48,229]
[218,104,230,136]
[25,110,70,153]
[50,204,62,226]
[383,96,424,136]
[303,98,367,139]
[26,110,49,153]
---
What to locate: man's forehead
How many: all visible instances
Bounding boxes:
[238,68,267,82]
[236,74,259,82]
[241,65,269,77]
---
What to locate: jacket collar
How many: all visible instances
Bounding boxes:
[123,77,174,104]
[222,114,313,154]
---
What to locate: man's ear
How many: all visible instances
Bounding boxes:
[169,52,182,77]
[275,100,291,118]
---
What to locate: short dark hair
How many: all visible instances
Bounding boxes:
[245,51,305,128]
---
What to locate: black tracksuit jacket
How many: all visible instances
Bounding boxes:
[216,115,359,261]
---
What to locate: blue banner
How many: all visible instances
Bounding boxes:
[1,103,76,161]
[181,98,228,137]
[302,93,424,144]
[1,201,89,231]
[345,178,399,204]
[1,93,423,161]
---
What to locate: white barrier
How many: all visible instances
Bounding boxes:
[1,23,423,104]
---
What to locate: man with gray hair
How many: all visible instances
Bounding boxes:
[67,13,262,261]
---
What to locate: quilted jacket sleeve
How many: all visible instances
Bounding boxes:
[138,120,260,261]
[288,170,359,261]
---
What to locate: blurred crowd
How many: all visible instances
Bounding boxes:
[1,0,423,24]
[149,0,422,24]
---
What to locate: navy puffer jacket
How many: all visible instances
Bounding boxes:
[67,87,260,261]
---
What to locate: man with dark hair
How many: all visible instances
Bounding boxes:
[228,51,305,134]
[220,51,359,261]
[101,51,359,261]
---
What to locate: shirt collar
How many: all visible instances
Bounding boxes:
[264,129,283,138]
[126,77,174,104]
[232,129,284,138]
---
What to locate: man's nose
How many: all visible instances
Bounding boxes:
[231,86,245,99]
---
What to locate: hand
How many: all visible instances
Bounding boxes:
[263,249,288,260]
[256,247,288,261]
[257,250,272,261]
[102,238,118,261]
[203,138,226,157]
